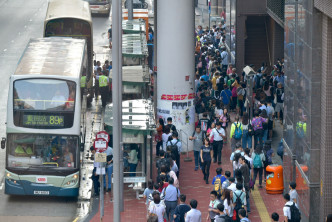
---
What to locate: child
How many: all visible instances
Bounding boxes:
[214,203,227,222]
[212,168,226,199]
[238,209,250,222]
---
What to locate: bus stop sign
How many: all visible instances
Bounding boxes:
[93,138,107,153]
[96,131,110,142]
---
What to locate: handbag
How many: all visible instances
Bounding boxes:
[232,209,237,220]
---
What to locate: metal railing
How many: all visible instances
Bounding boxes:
[179,129,192,161]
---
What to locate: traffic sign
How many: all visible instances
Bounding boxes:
[96,131,110,142]
[93,138,108,152]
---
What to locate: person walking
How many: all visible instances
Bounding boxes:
[251,145,265,189]
[241,113,252,150]
[252,111,267,148]
[162,177,181,222]
[230,116,243,151]
[201,138,213,184]
[189,126,204,171]
[209,122,226,165]
[149,192,166,222]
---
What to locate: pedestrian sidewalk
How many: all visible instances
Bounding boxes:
[88,136,285,222]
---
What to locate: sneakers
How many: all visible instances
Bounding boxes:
[194,167,198,171]
[205,179,209,184]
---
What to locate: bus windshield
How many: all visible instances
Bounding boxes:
[7,134,79,169]
[14,79,76,111]
[13,79,76,129]
[84,0,110,4]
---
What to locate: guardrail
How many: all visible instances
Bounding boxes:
[179,129,192,162]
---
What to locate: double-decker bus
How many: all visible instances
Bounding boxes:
[3,38,87,196]
[44,0,94,101]
[83,0,111,16]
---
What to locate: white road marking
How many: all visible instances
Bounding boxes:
[0,182,4,190]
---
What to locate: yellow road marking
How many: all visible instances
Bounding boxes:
[251,185,270,221]
[72,216,79,222]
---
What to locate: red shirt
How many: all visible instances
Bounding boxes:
[158,182,169,193]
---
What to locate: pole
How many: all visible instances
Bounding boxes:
[112,0,121,221]
[208,0,211,30]
[153,0,157,117]
[100,168,104,222]
[118,0,124,212]
[128,0,133,20]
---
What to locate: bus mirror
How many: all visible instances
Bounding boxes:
[80,143,84,151]
[1,138,6,149]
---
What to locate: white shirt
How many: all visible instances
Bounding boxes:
[162,133,172,151]
[185,209,202,222]
[283,201,298,220]
[223,199,233,217]
[233,161,241,171]
[210,127,226,141]
[228,183,237,193]
[149,202,166,222]
[244,154,253,169]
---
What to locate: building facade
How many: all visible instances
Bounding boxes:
[283,0,332,220]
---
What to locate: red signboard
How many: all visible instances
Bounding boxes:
[161,94,166,100]
[96,131,110,142]
[166,95,174,100]
[93,138,108,153]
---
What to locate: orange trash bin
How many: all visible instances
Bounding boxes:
[266,164,284,194]
[296,164,309,193]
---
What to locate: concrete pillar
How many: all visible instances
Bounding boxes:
[211,0,218,16]
[157,0,195,149]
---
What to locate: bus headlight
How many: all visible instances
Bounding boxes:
[6,173,11,178]
[73,174,78,179]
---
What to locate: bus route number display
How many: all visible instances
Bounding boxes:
[23,114,64,127]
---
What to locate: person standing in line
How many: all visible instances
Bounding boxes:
[149,192,166,222]
[209,122,226,165]
[201,138,214,184]
[189,126,204,171]
[185,199,202,222]
[222,189,233,220]
[161,177,180,222]
[207,191,221,222]
[239,156,251,213]
[251,145,265,189]
[289,182,298,204]
[173,194,191,222]
[167,117,177,133]
[166,132,182,178]
[162,126,172,152]
[283,193,299,222]
[238,209,250,222]
[156,118,165,157]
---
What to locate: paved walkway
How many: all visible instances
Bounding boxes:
[89,121,285,221]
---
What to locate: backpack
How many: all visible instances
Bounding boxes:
[167,141,179,158]
[214,175,223,196]
[234,191,244,211]
[233,123,243,139]
[286,203,301,222]
[265,149,273,165]
[253,154,262,168]
[277,140,284,158]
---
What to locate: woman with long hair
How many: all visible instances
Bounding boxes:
[241,112,252,150]
[161,125,172,152]
[155,118,165,157]
[200,138,213,184]
[223,189,233,220]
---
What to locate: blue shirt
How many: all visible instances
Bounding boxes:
[221,89,232,105]
[167,139,182,153]
[162,184,180,201]
[212,175,227,185]
[274,75,285,85]
[201,75,209,82]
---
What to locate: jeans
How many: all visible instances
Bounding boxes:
[254,129,264,148]
[165,201,178,222]
[129,163,137,177]
[91,169,100,195]
[213,141,223,163]
[103,165,113,190]
[242,130,252,149]
[246,194,251,212]
[263,129,268,143]
[194,150,201,168]
[202,160,211,181]
[156,141,162,156]
[253,167,263,186]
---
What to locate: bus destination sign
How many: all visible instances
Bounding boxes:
[23,114,64,127]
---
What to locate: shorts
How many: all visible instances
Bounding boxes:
[109,38,112,44]
[275,102,283,113]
